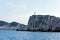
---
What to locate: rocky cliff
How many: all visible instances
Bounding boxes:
[27,15,60,32]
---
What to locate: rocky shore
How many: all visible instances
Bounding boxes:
[1,15,60,32]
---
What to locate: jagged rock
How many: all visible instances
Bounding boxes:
[27,15,60,31]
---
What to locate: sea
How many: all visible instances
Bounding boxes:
[0,30,60,40]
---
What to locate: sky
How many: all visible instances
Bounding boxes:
[0,0,60,25]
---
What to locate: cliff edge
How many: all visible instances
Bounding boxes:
[27,15,60,32]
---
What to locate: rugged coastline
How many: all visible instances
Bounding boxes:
[0,15,60,32]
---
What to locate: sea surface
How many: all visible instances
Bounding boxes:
[0,30,60,40]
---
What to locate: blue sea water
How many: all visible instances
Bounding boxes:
[0,30,60,40]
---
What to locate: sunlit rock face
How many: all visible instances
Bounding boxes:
[27,15,60,31]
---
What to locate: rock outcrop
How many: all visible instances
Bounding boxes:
[27,15,60,32]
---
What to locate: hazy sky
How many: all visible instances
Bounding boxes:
[0,0,60,25]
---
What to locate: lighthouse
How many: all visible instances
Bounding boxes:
[34,12,36,15]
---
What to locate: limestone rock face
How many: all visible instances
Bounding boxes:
[27,15,60,31]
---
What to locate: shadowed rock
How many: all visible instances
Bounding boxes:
[27,15,60,32]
